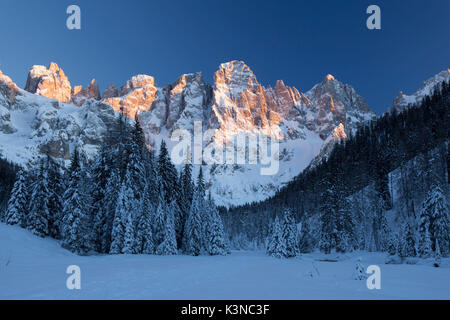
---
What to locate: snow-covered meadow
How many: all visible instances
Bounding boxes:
[0,223,448,300]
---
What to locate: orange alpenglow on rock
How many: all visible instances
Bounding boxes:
[25,62,72,103]
[103,75,158,119]
[332,123,347,141]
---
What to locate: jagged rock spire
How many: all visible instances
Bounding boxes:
[25,62,72,103]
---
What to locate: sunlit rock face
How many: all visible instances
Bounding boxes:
[103,75,158,119]
[25,63,72,103]
[390,69,450,113]
[332,123,347,141]
[210,61,276,140]
[208,61,375,144]
[208,61,309,143]
[71,79,101,106]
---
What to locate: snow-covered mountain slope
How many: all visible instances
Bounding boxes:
[391,69,450,113]
[0,68,119,165]
[0,61,378,206]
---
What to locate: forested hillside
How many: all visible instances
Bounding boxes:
[0,157,18,211]
[223,80,449,259]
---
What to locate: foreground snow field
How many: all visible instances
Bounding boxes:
[0,223,448,300]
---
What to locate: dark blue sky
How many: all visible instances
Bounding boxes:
[0,0,448,114]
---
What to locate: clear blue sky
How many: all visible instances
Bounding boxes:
[0,0,448,114]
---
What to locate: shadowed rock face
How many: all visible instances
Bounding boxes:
[0,70,20,133]
[102,83,118,99]
[25,63,72,103]
[305,74,375,139]
[71,79,101,106]
[390,69,450,114]
[139,72,212,138]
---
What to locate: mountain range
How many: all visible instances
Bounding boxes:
[0,61,448,206]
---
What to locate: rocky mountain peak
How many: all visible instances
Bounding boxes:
[24,62,72,103]
[102,83,118,99]
[306,75,375,138]
[391,69,450,113]
[0,69,19,92]
[139,72,211,137]
[102,74,157,119]
[323,74,336,82]
[0,69,20,133]
[71,79,101,106]
[214,60,258,97]
[118,74,155,97]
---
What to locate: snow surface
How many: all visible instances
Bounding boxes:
[0,223,448,300]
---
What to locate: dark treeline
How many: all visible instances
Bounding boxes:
[1,109,228,256]
[223,80,449,259]
[0,156,19,211]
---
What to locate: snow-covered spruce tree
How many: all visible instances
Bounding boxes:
[387,233,398,256]
[109,185,127,254]
[110,170,138,254]
[298,219,314,253]
[100,169,120,253]
[378,209,392,252]
[127,115,147,200]
[196,168,211,252]
[319,174,338,254]
[319,210,336,254]
[112,106,134,179]
[177,160,194,246]
[183,174,205,256]
[282,209,299,258]
[335,197,355,253]
[398,222,417,258]
[143,148,159,207]
[267,216,286,258]
[122,209,138,254]
[353,258,366,280]
[61,150,93,255]
[418,226,433,258]
[5,169,29,227]
[169,195,183,250]
[153,190,168,248]
[434,239,442,266]
[180,160,194,213]
[27,158,50,238]
[90,148,112,253]
[423,186,449,257]
[135,185,155,254]
[206,197,227,255]
[156,206,178,255]
[158,140,180,204]
[46,155,64,239]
